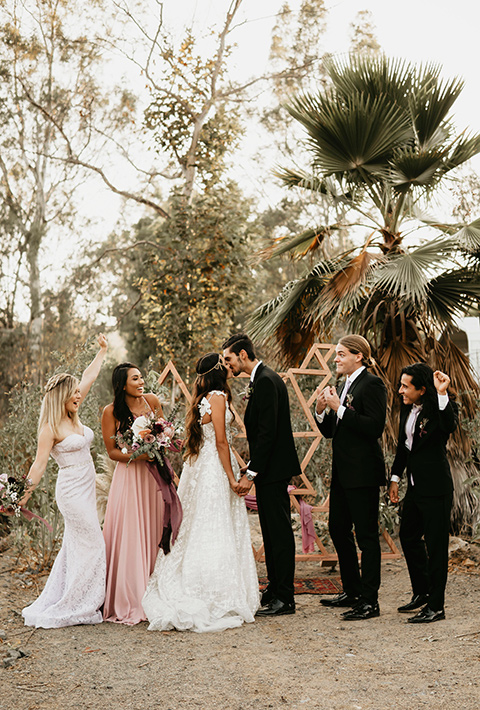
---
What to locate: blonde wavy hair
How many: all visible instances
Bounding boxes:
[38,373,80,440]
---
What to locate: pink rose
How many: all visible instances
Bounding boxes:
[131,443,140,451]
[144,434,155,444]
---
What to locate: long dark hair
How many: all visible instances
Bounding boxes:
[400,362,440,419]
[112,362,140,433]
[184,353,232,461]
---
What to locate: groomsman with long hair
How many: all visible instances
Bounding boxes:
[315,335,387,620]
[389,363,458,623]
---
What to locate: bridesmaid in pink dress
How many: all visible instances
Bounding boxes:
[102,362,166,625]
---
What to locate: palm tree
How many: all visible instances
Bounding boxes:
[250,55,480,530]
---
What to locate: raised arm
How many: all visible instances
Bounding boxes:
[18,425,56,507]
[78,334,108,404]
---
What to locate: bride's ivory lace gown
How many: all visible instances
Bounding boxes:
[142,391,260,632]
[22,426,106,628]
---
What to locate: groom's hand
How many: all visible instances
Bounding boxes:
[236,474,253,496]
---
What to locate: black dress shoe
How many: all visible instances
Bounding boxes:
[407,605,445,624]
[261,588,275,606]
[397,594,429,613]
[256,598,296,616]
[320,593,359,608]
[341,601,380,620]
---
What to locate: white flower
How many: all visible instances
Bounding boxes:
[131,415,150,437]
[121,447,128,454]
[0,473,7,482]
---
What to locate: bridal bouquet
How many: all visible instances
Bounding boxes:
[116,410,183,466]
[0,471,32,517]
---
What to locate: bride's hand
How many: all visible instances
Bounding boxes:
[229,481,241,495]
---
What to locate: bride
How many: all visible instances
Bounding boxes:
[142,352,259,632]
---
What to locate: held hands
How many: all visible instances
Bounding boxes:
[433,370,450,395]
[235,474,253,497]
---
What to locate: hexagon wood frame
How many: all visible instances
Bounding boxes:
[157,343,400,565]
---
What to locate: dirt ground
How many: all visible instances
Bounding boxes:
[1,527,479,710]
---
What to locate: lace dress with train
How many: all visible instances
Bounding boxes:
[22,426,106,628]
[142,391,260,632]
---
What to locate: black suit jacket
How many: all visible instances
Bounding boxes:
[244,363,302,486]
[390,399,458,496]
[316,369,387,488]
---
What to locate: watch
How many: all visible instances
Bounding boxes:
[246,472,256,481]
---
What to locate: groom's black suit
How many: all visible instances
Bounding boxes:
[244,363,301,605]
[316,369,387,604]
[391,398,458,611]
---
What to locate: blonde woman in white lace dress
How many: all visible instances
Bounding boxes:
[143,352,259,632]
[20,335,108,629]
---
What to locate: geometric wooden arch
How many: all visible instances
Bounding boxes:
[156,345,400,566]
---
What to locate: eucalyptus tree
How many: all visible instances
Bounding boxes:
[249,55,480,528]
[0,0,112,379]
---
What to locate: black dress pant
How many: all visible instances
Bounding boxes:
[399,486,452,611]
[255,479,295,604]
[329,479,381,604]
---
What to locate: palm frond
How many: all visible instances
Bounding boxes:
[425,267,480,326]
[372,239,454,304]
[248,261,335,343]
[452,218,480,253]
[273,167,329,193]
[286,92,412,177]
[445,133,480,171]
[410,74,464,147]
[257,225,341,261]
[389,148,445,190]
[309,251,379,321]
[324,54,416,106]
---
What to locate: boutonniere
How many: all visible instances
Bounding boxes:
[243,382,254,401]
[345,393,355,410]
[418,418,429,437]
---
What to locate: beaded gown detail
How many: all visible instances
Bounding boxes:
[22,426,106,628]
[142,391,260,632]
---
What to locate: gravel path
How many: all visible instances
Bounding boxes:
[1,537,479,710]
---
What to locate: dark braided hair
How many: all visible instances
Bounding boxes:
[112,362,139,434]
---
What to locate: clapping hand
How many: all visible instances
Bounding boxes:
[433,370,450,395]
[324,386,341,412]
[315,387,328,414]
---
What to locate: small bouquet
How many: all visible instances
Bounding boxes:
[115,410,183,467]
[0,471,32,517]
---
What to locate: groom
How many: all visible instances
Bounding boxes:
[223,333,301,616]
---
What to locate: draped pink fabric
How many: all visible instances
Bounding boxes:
[245,485,316,553]
[103,460,165,625]
[299,498,316,553]
[146,459,182,553]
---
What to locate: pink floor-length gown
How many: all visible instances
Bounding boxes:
[103,458,164,625]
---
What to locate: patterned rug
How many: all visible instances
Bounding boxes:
[259,577,343,595]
